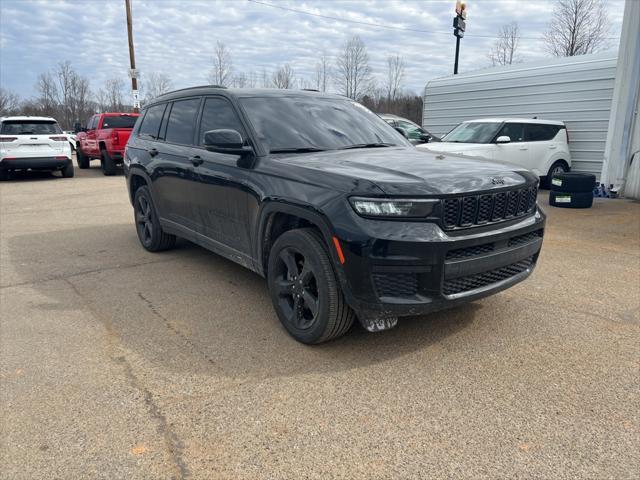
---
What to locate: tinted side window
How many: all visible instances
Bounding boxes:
[139,103,167,139]
[198,97,246,145]
[525,124,560,141]
[165,98,200,145]
[497,123,524,142]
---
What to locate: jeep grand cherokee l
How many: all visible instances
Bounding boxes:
[124,87,545,344]
[0,116,74,180]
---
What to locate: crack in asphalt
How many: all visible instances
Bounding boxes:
[137,292,222,370]
[62,277,191,480]
[0,258,176,290]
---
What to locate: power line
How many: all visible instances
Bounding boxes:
[247,0,545,40]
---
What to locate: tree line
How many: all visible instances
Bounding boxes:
[0,0,613,128]
[488,0,611,66]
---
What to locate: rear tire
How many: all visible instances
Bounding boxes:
[61,161,74,178]
[76,145,90,169]
[101,149,117,176]
[267,228,355,344]
[133,186,176,252]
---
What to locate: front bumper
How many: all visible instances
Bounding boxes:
[0,156,72,171]
[335,207,546,321]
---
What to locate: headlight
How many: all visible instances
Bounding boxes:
[349,197,438,218]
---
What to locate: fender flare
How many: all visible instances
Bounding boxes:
[127,167,153,205]
[254,200,339,277]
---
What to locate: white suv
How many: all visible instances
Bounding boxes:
[417,118,571,187]
[0,116,74,180]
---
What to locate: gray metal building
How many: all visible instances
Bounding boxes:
[422,52,617,177]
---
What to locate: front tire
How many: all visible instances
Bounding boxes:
[267,228,355,344]
[133,186,176,252]
[101,149,117,176]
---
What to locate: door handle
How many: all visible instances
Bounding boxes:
[148,148,159,157]
[549,145,557,149]
[189,155,203,166]
[519,147,528,150]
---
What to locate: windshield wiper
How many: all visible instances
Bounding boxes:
[338,142,396,150]
[270,147,326,153]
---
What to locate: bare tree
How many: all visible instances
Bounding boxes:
[209,41,233,86]
[385,55,405,104]
[247,70,258,88]
[0,87,20,116]
[53,61,92,128]
[489,22,521,66]
[142,72,173,101]
[335,35,373,100]
[314,54,331,92]
[271,64,295,89]
[233,72,248,88]
[36,71,59,115]
[102,78,126,111]
[261,68,270,88]
[544,0,610,56]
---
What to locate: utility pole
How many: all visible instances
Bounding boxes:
[453,1,467,74]
[125,0,139,112]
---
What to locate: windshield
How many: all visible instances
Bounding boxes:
[442,122,502,144]
[101,115,138,129]
[1,120,62,135]
[239,96,410,152]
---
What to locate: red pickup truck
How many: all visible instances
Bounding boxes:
[76,113,139,175]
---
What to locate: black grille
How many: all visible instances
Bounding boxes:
[446,243,495,260]
[443,257,534,296]
[373,273,418,298]
[508,230,543,247]
[442,185,537,229]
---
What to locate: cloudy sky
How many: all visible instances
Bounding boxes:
[0,0,624,101]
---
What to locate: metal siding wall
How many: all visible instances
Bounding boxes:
[423,53,617,177]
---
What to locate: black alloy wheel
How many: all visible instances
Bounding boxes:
[273,246,320,330]
[135,194,154,247]
[133,186,176,252]
[267,228,355,344]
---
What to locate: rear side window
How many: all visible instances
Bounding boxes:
[198,97,246,145]
[139,104,167,140]
[165,98,200,145]
[102,115,138,129]
[525,124,561,141]
[1,120,61,135]
[496,123,524,142]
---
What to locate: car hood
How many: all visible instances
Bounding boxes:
[270,147,534,196]
[417,142,490,154]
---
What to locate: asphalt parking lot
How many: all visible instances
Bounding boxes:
[1,163,639,480]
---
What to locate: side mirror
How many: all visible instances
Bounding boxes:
[496,135,511,144]
[394,127,409,139]
[204,129,253,155]
[419,133,431,143]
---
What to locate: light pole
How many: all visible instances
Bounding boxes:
[453,1,467,75]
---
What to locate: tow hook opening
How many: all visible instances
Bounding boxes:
[358,316,398,332]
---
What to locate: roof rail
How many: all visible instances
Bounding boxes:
[156,84,228,97]
[301,88,320,92]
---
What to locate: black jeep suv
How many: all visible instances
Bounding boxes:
[124,87,545,344]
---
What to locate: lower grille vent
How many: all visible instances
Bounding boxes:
[373,273,418,298]
[443,257,534,296]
